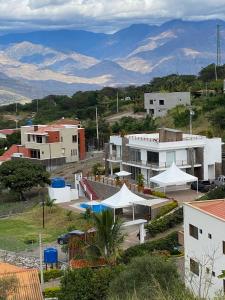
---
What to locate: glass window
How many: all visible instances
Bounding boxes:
[190,258,199,276]
[72,135,77,143]
[189,224,199,239]
[36,136,42,143]
[147,151,159,164]
[27,135,30,142]
[159,99,165,105]
[149,99,153,104]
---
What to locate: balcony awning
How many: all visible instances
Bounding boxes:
[115,171,131,177]
[150,162,198,187]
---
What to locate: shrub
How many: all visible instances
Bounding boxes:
[146,207,183,237]
[156,201,178,219]
[120,232,179,264]
[143,188,152,195]
[44,287,61,298]
[43,269,63,282]
[199,185,225,200]
[109,255,184,300]
[151,190,167,198]
[59,267,120,300]
[23,236,37,245]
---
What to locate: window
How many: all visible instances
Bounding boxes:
[189,224,199,239]
[208,233,212,239]
[71,149,77,156]
[149,99,153,105]
[72,135,77,143]
[212,271,215,277]
[159,99,165,105]
[206,267,210,274]
[147,151,159,164]
[199,229,203,234]
[32,135,35,141]
[223,241,225,254]
[27,134,30,142]
[190,258,199,276]
[36,135,42,143]
[61,136,63,142]
[30,149,40,159]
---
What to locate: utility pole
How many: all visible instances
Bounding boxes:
[96,106,99,150]
[189,107,195,135]
[39,233,44,289]
[116,91,119,114]
[215,24,221,81]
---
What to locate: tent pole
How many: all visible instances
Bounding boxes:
[114,208,115,222]
[132,203,135,221]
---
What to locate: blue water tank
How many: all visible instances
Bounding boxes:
[51,177,66,188]
[26,119,33,125]
[44,248,58,264]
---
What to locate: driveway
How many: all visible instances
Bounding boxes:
[166,189,204,204]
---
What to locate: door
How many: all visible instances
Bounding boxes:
[166,151,176,167]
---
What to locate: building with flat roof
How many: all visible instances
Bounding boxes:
[105,128,222,184]
[184,200,225,299]
[144,91,191,117]
[0,120,86,170]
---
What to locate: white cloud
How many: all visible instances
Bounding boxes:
[0,0,224,32]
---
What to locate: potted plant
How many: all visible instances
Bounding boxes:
[136,174,144,192]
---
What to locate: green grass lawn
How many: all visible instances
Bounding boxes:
[0,205,89,252]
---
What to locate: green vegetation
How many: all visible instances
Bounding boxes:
[44,287,61,298]
[199,185,225,200]
[156,201,178,219]
[0,159,50,201]
[59,267,120,300]
[0,205,87,251]
[108,255,192,300]
[43,269,64,282]
[120,232,179,264]
[0,276,18,300]
[87,210,125,263]
[146,207,183,237]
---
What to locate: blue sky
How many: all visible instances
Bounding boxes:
[0,0,225,33]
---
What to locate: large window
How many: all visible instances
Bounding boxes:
[147,151,159,164]
[130,149,141,162]
[190,258,199,276]
[189,224,199,240]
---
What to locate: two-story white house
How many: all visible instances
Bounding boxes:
[184,200,225,299]
[105,128,222,183]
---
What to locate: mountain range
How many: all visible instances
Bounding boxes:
[0,19,224,104]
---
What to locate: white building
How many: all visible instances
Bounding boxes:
[144,92,191,117]
[106,128,222,184]
[184,200,225,299]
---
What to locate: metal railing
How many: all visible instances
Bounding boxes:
[124,160,201,168]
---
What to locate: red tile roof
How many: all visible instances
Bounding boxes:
[0,262,43,300]
[0,129,16,135]
[189,200,225,221]
[0,145,28,161]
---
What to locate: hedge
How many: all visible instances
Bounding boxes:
[146,207,183,237]
[44,287,61,298]
[42,269,64,282]
[120,232,179,264]
[156,201,178,219]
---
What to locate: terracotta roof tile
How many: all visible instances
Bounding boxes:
[189,200,225,221]
[0,263,43,300]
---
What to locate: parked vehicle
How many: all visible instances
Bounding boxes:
[191,180,214,193]
[57,230,84,245]
[213,175,225,187]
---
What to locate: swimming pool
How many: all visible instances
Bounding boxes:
[80,203,108,213]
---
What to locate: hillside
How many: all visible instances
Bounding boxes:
[0,19,224,103]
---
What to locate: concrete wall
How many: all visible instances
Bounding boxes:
[184,204,225,298]
[144,92,191,117]
[48,186,78,203]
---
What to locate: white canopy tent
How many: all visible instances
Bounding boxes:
[101,183,145,221]
[150,162,198,192]
[115,171,132,177]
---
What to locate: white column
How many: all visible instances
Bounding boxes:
[139,223,145,244]
[132,204,135,221]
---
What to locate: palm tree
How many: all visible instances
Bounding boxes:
[87,210,124,264]
[45,196,56,213]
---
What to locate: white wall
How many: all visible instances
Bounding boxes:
[48,186,78,203]
[184,204,225,299]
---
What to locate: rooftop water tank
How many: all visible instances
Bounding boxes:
[51,177,66,188]
[26,119,33,126]
[44,248,58,264]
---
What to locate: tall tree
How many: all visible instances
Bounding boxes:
[0,159,50,200]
